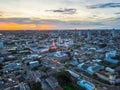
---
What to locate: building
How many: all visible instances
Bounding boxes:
[87,30,91,40]
[29,61,39,69]
[0,41,3,48]
[0,57,3,63]
[69,61,79,66]
[54,51,67,58]
[57,38,73,47]
[19,82,30,90]
[49,40,57,51]
[111,29,115,37]
[54,51,69,62]
[96,68,120,84]
[6,62,22,71]
[77,62,104,74]
[79,30,82,36]
[45,76,59,90]
[105,51,120,64]
[77,80,95,90]
[86,65,104,74]
[66,70,79,78]
[27,54,39,59]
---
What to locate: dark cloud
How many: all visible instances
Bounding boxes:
[68,21,104,26]
[0,18,40,24]
[99,16,120,28]
[46,8,77,15]
[0,17,119,29]
[114,12,120,14]
[87,3,120,9]
[0,18,106,26]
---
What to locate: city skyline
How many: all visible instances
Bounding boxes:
[0,0,120,30]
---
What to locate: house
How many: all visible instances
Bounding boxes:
[77,62,104,74]
[27,54,39,59]
[0,41,4,48]
[105,67,115,74]
[54,51,67,58]
[45,76,59,90]
[77,80,95,90]
[7,62,22,70]
[96,68,120,84]
[66,70,80,78]
[69,61,79,66]
[54,51,69,62]
[29,61,39,69]
[86,65,104,74]
[105,51,120,64]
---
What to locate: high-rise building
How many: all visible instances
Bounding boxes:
[111,28,115,37]
[79,31,82,36]
[0,41,4,48]
[87,30,91,40]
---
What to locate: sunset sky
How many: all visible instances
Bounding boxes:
[0,0,120,30]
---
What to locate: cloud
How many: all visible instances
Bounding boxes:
[0,18,57,30]
[37,24,56,30]
[87,3,120,9]
[46,8,77,15]
[0,17,119,30]
[0,18,39,24]
[0,10,4,15]
[68,21,105,26]
[114,12,120,14]
[99,16,120,29]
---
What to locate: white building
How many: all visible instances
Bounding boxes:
[29,61,39,69]
[87,31,91,40]
[66,70,79,78]
[54,51,67,58]
[77,80,95,90]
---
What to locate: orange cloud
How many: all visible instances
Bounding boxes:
[0,22,36,30]
[37,24,56,30]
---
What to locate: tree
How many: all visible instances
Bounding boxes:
[31,82,42,90]
[0,63,3,70]
[56,70,80,90]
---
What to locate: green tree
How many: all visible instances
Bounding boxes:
[31,82,42,90]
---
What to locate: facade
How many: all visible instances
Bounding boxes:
[0,41,3,48]
[66,70,79,78]
[96,72,120,84]
[77,62,104,74]
[105,51,120,64]
[77,80,95,90]
[29,61,39,69]
[87,30,91,40]
[45,76,59,90]
[27,54,39,59]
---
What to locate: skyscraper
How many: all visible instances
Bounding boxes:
[87,30,91,40]
[0,41,3,48]
[111,28,115,37]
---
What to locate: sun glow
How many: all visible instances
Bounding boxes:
[0,22,36,30]
[37,24,55,30]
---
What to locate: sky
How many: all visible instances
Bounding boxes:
[0,0,120,30]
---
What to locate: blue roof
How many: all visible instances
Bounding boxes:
[92,65,104,71]
[77,80,95,90]
[70,61,79,66]
[105,57,119,64]
[47,52,56,57]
